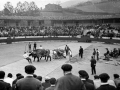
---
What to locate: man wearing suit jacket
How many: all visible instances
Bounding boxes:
[54,64,86,90]
[0,71,11,90]
[78,70,95,90]
[79,46,83,58]
[15,65,43,90]
[96,73,116,90]
[90,56,96,75]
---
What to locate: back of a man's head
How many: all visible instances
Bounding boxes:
[25,65,36,74]
[7,73,13,78]
[50,78,56,85]
[61,64,72,72]
[94,75,100,79]
[99,73,110,83]
[37,76,42,81]
[78,70,89,79]
[0,71,5,79]
[114,74,119,79]
[16,73,22,79]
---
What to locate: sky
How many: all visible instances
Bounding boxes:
[0,0,89,10]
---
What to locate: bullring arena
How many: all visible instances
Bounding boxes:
[0,40,120,81]
[0,1,120,89]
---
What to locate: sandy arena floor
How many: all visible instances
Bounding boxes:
[0,41,120,81]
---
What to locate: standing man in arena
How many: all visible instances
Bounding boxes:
[28,42,31,53]
[65,45,70,56]
[33,42,37,50]
[79,46,83,58]
[90,56,96,75]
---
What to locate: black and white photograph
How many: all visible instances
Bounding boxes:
[0,0,120,90]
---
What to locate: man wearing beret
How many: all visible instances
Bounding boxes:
[15,65,43,90]
[96,73,116,90]
[55,64,86,90]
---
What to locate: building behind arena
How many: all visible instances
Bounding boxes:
[0,4,120,27]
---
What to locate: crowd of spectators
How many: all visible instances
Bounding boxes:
[0,64,120,90]
[0,24,120,38]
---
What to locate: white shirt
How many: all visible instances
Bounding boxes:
[4,77,14,86]
[39,46,43,49]
[23,53,29,58]
[108,79,116,88]
[93,79,101,89]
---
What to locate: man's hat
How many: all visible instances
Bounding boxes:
[25,65,36,73]
[61,64,72,71]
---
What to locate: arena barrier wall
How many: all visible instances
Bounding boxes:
[0,37,120,44]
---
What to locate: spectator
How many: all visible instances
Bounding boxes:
[108,76,116,88]
[42,76,51,90]
[45,78,56,90]
[33,74,37,78]
[0,71,11,90]
[15,65,43,90]
[12,73,22,85]
[113,74,120,87]
[37,76,42,82]
[4,73,14,87]
[93,75,101,89]
[55,64,86,90]
[96,73,116,90]
[78,70,95,90]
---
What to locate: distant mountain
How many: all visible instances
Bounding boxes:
[61,0,88,8]
[64,0,120,14]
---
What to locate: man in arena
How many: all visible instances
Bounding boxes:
[28,42,31,53]
[39,45,43,49]
[33,42,37,50]
[23,52,32,63]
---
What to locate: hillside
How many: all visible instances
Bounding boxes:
[62,0,120,14]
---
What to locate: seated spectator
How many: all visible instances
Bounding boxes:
[93,75,101,89]
[42,76,51,90]
[113,74,120,87]
[4,73,14,87]
[37,76,42,82]
[0,71,11,90]
[96,73,116,90]
[78,70,95,90]
[45,78,56,90]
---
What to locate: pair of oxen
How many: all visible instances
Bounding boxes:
[29,48,66,62]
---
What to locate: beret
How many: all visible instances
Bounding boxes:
[25,65,36,71]
[61,64,72,71]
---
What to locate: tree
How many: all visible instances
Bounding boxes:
[4,2,14,15]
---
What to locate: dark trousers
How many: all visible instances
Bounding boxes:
[91,66,96,75]
[79,53,83,58]
[26,57,32,63]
